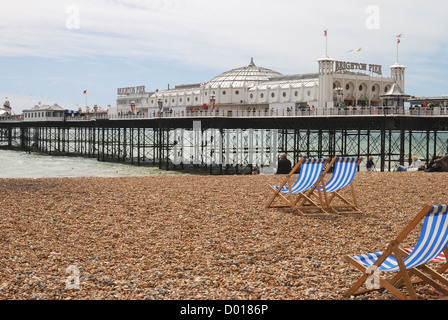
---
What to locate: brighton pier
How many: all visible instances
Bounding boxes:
[1,109,448,175]
[1,52,448,174]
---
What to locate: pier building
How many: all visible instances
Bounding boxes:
[117,55,404,115]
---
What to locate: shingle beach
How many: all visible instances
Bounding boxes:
[1,171,447,300]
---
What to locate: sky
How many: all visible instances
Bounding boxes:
[1,0,447,114]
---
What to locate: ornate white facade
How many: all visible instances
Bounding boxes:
[117,55,404,114]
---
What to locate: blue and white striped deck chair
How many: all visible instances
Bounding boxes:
[265,157,329,215]
[319,156,363,214]
[344,205,448,300]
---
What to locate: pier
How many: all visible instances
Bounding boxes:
[1,109,448,174]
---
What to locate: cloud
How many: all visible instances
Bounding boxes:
[2,1,447,69]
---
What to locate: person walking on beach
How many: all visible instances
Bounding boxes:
[276,153,292,174]
[366,156,375,172]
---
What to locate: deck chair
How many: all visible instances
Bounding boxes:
[344,204,448,300]
[319,156,363,214]
[265,157,329,215]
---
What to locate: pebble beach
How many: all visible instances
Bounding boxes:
[1,171,448,300]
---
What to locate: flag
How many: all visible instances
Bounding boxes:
[83,90,87,94]
[397,39,400,44]
[324,29,327,37]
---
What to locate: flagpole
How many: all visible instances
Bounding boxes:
[325,29,328,55]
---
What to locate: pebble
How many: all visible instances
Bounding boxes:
[0,172,447,300]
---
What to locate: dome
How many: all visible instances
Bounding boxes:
[205,58,283,89]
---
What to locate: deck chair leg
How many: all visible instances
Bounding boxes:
[265,185,293,208]
[410,268,448,295]
[328,191,361,214]
[345,274,369,297]
[293,191,321,208]
[437,247,448,274]
[320,188,330,209]
[439,262,448,274]
[350,183,359,207]
[308,189,328,214]
[377,278,409,300]
[396,256,448,295]
[292,190,328,215]
[265,186,280,208]
[392,241,418,300]
[343,256,371,297]
[419,265,448,287]
[344,254,392,297]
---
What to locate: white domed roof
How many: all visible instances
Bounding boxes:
[205,58,283,89]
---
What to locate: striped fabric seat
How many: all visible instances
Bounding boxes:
[403,248,446,262]
[273,158,327,195]
[319,157,359,193]
[319,156,362,214]
[351,205,448,272]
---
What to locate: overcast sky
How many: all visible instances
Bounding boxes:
[1,0,447,113]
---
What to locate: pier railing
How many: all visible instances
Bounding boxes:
[75,106,447,121]
[1,106,446,123]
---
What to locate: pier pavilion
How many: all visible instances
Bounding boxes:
[116,54,403,116]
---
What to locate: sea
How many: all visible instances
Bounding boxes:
[0,149,186,179]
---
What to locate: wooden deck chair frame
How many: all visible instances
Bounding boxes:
[319,156,363,214]
[344,204,448,300]
[265,157,329,216]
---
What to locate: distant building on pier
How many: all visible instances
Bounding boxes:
[116,53,407,115]
[22,104,65,121]
[1,98,15,117]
